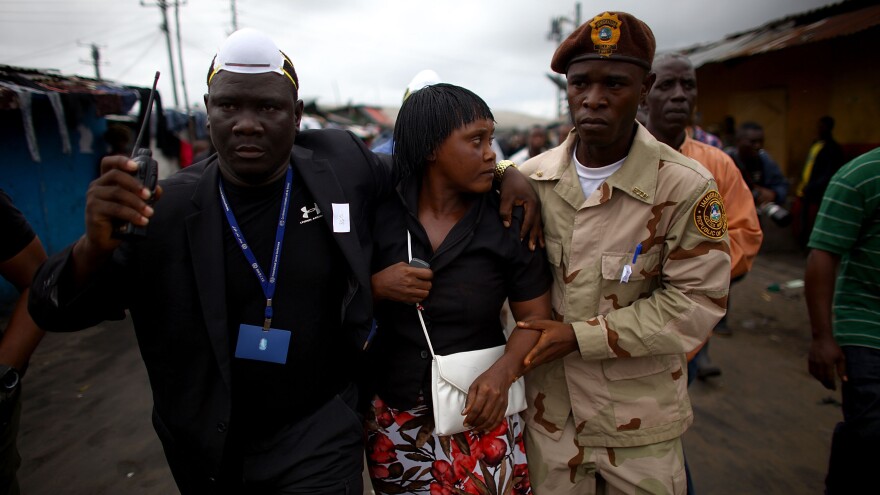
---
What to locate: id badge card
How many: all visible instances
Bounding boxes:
[234,324,291,364]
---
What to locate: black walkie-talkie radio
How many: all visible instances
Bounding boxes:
[114,71,160,238]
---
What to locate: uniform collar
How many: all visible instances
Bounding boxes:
[530,122,660,205]
[604,123,659,204]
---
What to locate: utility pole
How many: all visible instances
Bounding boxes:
[141,0,181,108]
[547,2,582,118]
[91,44,102,80]
[173,0,196,145]
[78,41,107,80]
[174,0,190,112]
[230,0,239,32]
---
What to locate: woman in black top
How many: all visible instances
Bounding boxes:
[364,84,551,495]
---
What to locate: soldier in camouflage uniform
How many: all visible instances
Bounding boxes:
[515,12,731,495]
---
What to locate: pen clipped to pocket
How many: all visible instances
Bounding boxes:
[619,243,642,283]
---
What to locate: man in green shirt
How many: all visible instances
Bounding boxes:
[805,146,880,493]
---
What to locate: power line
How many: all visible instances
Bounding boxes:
[0,10,141,21]
[3,19,144,64]
[178,36,217,58]
[0,9,140,14]
[111,28,165,53]
[1,0,111,3]
[114,31,164,80]
[0,5,137,12]
[0,18,123,24]
[4,36,85,64]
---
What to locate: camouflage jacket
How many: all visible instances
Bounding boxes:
[519,124,730,447]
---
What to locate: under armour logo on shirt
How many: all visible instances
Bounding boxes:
[301,203,321,219]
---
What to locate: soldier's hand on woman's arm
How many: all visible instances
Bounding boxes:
[518,319,578,373]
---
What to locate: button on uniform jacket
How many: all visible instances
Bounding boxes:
[520,124,731,448]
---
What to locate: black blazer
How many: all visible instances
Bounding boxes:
[29,129,393,490]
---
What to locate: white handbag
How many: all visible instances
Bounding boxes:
[407,231,526,436]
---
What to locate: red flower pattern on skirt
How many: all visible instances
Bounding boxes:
[365,395,531,495]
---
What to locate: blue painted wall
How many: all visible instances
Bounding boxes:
[0,96,107,308]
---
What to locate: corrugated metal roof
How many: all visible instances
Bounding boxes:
[682,2,880,67]
[0,65,141,114]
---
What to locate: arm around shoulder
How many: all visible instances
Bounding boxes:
[497,164,543,249]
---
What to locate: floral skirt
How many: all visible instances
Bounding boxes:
[365,395,532,495]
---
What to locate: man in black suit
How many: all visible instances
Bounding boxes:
[29,29,539,494]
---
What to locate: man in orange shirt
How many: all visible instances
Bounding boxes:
[645,51,763,495]
[644,53,763,376]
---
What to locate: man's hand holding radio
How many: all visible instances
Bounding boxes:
[71,155,163,285]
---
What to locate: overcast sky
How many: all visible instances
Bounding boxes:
[1,0,837,119]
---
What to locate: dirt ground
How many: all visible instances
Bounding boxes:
[684,251,840,494]
[9,243,841,494]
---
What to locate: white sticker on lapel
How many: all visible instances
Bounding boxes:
[332,203,350,233]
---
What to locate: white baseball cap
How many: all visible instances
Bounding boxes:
[403,69,442,101]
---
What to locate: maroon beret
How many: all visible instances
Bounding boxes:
[551,11,656,73]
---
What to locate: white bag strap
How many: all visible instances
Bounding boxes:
[407,229,413,265]
[416,304,436,358]
[408,230,436,358]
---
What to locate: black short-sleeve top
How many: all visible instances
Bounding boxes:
[0,189,36,263]
[368,175,551,410]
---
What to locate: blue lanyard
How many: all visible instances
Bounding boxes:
[218,166,293,330]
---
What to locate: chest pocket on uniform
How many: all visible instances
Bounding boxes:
[598,251,661,313]
[545,237,563,267]
[544,237,567,315]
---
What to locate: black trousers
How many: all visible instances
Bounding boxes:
[825,346,880,494]
[178,384,365,495]
[0,391,21,495]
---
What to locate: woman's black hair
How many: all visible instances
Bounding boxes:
[393,83,494,179]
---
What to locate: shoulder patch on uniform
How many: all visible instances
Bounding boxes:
[693,190,727,239]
